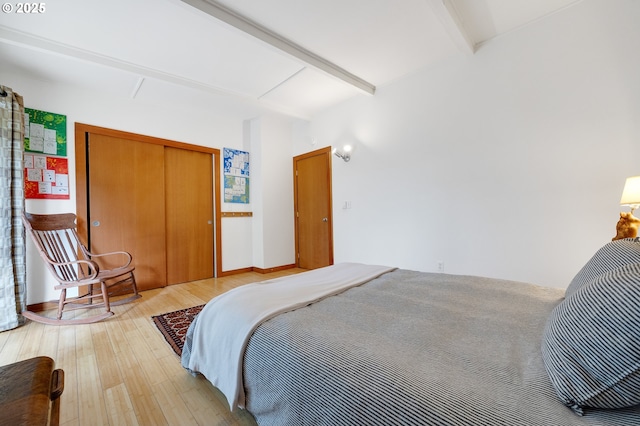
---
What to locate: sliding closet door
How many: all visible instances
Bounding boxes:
[165,147,214,284]
[87,133,167,290]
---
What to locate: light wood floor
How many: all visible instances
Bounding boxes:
[0,268,304,426]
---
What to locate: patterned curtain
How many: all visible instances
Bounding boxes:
[0,86,27,331]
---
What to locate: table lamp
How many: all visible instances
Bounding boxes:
[612,176,640,241]
[620,176,640,214]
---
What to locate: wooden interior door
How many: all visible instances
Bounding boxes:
[165,147,214,284]
[294,147,333,269]
[87,133,167,291]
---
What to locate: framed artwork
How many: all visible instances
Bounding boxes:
[223,148,250,204]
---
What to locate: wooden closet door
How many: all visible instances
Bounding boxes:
[87,134,167,290]
[165,147,214,284]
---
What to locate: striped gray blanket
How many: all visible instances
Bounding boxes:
[242,269,640,425]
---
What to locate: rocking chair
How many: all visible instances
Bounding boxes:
[22,212,141,325]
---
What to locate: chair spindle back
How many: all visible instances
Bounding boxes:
[23,213,89,283]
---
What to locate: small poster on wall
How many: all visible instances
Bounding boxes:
[24,108,67,156]
[223,148,250,203]
[24,155,70,199]
[23,107,69,199]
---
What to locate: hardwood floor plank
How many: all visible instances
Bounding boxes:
[114,348,168,426]
[182,385,237,426]
[157,353,194,394]
[75,321,96,359]
[105,383,140,425]
[77,354,109,425]
[129,393,169,426]
[103,314,131,355]
[91,321,123,390]
[0,268,303,425]
[0,322,26,365]
[61,417,80,426]
[38,320,60,359]
[154,379,199,426]
[57,325,79,425]
[131,328,170,387]
[0,325,10,350]
[17,318,45,359]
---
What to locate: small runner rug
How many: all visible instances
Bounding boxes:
[152,305,205,357]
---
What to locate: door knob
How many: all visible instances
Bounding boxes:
[91,220,100,227]
[322,217,328,222]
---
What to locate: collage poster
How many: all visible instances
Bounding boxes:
[24,108,67,156]
[23,108,69,199]
[223,148,250,204]
[24,155,70,199]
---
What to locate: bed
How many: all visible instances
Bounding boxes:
[182,239,640,425]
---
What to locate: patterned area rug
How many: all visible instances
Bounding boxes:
[152,305,204,356]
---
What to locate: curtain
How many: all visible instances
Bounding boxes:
[0,85,26,331]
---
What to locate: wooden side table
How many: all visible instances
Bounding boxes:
[0,356,64,426]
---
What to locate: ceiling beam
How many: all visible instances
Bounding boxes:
[0,25,315,119]
[426,0,475,54]
[0,25,248,98]
[180,0,376,95]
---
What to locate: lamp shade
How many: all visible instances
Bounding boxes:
[620,176,640,206]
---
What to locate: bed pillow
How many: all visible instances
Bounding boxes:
[565,237,640,297]
[542,263,640,415]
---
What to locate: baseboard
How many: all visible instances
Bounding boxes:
[252,264,297,274]
[219,263,297,277]
[26,301,58,313]
[27,264,298,312]
[218,267,254,277]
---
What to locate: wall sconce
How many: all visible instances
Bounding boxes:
[332,145,352,162]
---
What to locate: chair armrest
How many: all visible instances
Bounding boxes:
[46,259,100,283]
[50,368,64,426]
[50,369,64,400]
[86,250,133,268]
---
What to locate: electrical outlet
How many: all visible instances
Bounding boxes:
[437,261,444,273]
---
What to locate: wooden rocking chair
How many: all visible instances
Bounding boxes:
[22,212,141,325]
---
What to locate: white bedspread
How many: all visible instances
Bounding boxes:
[183,262,395,409]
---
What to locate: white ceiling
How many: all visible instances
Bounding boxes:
[0,0,582,119]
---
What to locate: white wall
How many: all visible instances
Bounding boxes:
[248,115,296,269]
[299,0,640,288]
[2,75,267,304]
[8,0,640,304]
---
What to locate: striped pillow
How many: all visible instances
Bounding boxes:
[565,238,640,297]
[542,263,640,414]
